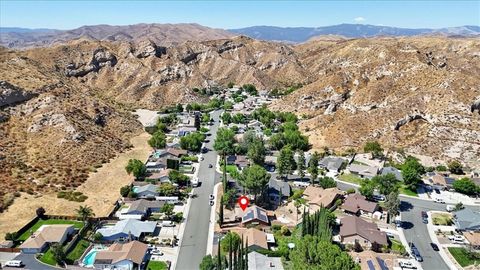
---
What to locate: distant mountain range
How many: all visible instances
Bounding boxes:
[229,24,480,42]
[0,23,233,49]
[1,23,479,49]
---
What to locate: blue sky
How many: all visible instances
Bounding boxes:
[1,1,479,30]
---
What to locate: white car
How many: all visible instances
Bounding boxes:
[209,200,214,206]
[399,261,417,269]
[209,194,215,200]
[4,260,23,268]
[150,249,164,256]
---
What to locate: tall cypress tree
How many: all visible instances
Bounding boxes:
[219,200,224,227]
[244,238,249,269]
[229,238,233,270]
[217,240,222,270]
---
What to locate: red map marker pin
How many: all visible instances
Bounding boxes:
[238,195,249,211]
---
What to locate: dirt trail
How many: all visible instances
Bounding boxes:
[0,132,151,240]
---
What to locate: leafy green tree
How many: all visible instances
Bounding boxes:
[161,203,175,217]
[448,160,463,174]
[247,137,266,165]
[76,205,94,223]
[223,101,233,110]
[157,183,176,196]
[125,159,146,179]
[402,156,425,175]
[51,243,66,265]
[384,191,400,221]
[372,173,399,195]
[5,232,17,241]
[242,84,258,95]
[227,82,235,88]
[452,178,479,195]
[180,132,205,152]
[359,179,375,200]
[120,185,131,197]
[221,232,241,253]
[176,103,184,112]
[308,152,320,184]
[200,255,216,270]
[402,166,421,190]
[169,170,190,186]
[93,232,103,241]
[238,164,270,201]
[290,235,360,270]
[364,141,383,158]
[297,150,306,180]
[269,133,285,150]
[36,207,46,219]
[318,177,336,189]
[278,146,296,178]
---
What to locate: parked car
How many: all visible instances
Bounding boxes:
[410,247,423,262]
[150,249,164,256]
[434,189,441,194]
[208,164,213,168]
[422,217,428,224]
[386,232,395,238]
[446,205,455,212]
[209,194,215,200]
[4,261,23,268]
[434,197,445,203]
[160,221,175,227]
[448,235,464,243]
[209,200,214,206]
[421,211,428,218]
[373,194,386,202]
[430,243,439,251]
[399,261,417,269]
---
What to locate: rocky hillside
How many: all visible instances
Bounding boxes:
[1,35,479,211]
[0,23,234,49]
[270,37,480,167]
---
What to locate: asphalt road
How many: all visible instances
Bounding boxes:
[10,254,57,270]
[176,110,222,270]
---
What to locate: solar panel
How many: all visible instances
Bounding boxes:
[367,260,376,270]
[376,257,388,270]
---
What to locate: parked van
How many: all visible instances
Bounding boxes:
[446,205,455,212]
[5,260,23,268]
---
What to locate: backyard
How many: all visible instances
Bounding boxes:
[17,219,84,241]
[66,239,90,264]
[448,247,480,267]
[390,239,407,255]
[432,213,453,226]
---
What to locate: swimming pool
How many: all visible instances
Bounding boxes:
[82,249,98,266]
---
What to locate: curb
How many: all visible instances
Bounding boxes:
[206,182,222,256]
[426,211,459,270]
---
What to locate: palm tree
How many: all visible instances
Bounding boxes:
[76,205,95,223]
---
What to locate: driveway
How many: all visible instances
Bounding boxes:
[175,110,222,270]
[4,253,59,270]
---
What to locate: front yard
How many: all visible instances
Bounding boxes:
[338,173,363,185]
[399,186,418,197]
[448,247,480,267]
[17,219,84,241]
[39,248,56,266]
[146,260,168,270]
[432,213,453,226]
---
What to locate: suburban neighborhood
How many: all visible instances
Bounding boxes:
[1,84,479,270]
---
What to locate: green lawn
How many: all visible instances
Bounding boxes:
[17,219,84,241]
[338,173,363,185]
[39,248,57,266]
[66,239,90,264]
[399,186,418,197]
[146,260,168,270]
[390,239,406,255]
[448,247,480,267]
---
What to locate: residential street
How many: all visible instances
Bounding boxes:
[335,179,477,270]
[175,110,222,270]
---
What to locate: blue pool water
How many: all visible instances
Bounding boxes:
[82,250,98,266]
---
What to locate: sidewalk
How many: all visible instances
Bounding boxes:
[206,182,222,255]
[426,211,459,270]
[397,213,424,270]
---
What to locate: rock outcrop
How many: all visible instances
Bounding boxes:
[0,81,36,107]
[471,97,480,114]
[65,48,117,77]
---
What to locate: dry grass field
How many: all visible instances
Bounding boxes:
[0,132,151,240]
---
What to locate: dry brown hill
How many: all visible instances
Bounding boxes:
[1,35,479,212]
[271,36,480,167]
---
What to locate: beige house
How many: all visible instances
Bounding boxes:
[94,241,148,269]
[231,228,269,251]
[20,224,75,254]
[339,216,387,249]
[303,186,343,211]
[342,193,379,216]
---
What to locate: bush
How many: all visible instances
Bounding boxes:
[57,191,88,202]
[346,188,356,194]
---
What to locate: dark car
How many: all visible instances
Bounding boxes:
[410,245,423,262]
[208,164,213,168]
[421,211,428,218]
[430,243,439,251]
[201,147,209,153]
[434,189,441,194]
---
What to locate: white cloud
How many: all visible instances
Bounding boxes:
[354,17,366,22]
